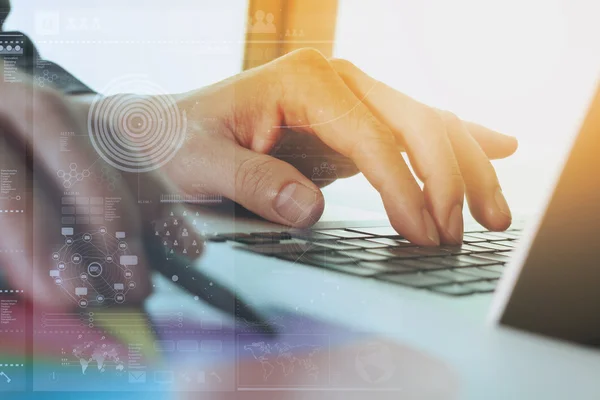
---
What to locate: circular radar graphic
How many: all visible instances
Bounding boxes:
[87,75,187,173]
[50,228,139,308]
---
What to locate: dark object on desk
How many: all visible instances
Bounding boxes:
[143,221,275,334]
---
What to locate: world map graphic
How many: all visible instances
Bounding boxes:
[72,341,124,375]
[244,341,322,381]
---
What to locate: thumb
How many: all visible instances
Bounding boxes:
[224,143,325,227]
[172,139,325,228]
[206,141,324,227]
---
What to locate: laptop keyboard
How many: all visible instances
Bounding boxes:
[207,227,521,297]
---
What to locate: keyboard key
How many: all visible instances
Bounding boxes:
[304,252,358,264]
[471,253,511,263]
[466,232,511,241]
[366,248,422,259]
[388,258,453,271]
[463,280,498,293]
[276,253,308,263]
[429,284,475,296]
[278,251,350,264]
[489,231,521,240]
[454,242,494,254]
[407,247,456,257]
[314,229,373,239]
[431,255,495,268]
[290,230,341,241]
[491,240,516,249]
[359,261,417,273]
[426,270,483,284]
[371,247,453,258]
[365,238,416,247]
[325,263,381,276]
[480,265,505,274]
[278,254,377,276]
[462,234,489,243]
[472,242,512,252]
[377,272,452,288]
[345,227,402,237]
[454,244,496,253]
[438,245,473,255]
[312,241,360,251]
[338,239,389,249]
[338,250,391,261]
[456,267,503,280]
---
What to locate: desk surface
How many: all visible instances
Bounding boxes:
[184,239,600,400]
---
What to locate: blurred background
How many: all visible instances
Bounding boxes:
[5,0,600,219]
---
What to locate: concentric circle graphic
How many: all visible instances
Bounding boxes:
[50,228,139,309]
[87,75,187,173]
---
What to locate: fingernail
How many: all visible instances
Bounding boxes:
[275,182,323,226]
[448,204,464,244]
[494,188,512,219]
[422,209,440,245]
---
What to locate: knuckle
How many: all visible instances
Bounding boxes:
[329,58,357,74]
[422,107,447,134]
[440,110,475,152]
[416,108,466,189]
[449,161,464,180]
[235,157,278,198]
[274,48,333,89]
[440,110,464,133]
[293,48,327,63]
[435,110,465,189]
[289,48,332,74]
[448,166,466,193]
[443,110,461,125]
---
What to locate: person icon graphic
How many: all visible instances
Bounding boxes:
[251,10,268,33]
[265,13,276,34]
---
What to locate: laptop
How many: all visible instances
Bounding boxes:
[184,83,600,349]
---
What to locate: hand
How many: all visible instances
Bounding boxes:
[164,49,517,246]
[0,73,168,310]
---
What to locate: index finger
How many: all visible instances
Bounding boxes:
[270,49,440,245]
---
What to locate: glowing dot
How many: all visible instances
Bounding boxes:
[172,275,179,282]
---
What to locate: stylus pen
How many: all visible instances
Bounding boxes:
[142,228,276,335]
[0,245,275,335]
